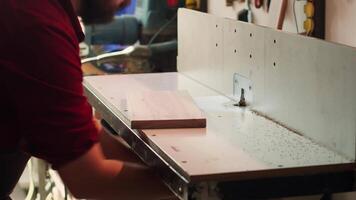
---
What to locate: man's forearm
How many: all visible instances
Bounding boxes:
[58,143,173,200]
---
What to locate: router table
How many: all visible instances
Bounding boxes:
[83,9,356,200]
[84,72,354,200]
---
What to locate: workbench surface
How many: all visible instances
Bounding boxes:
[84,72,354,183]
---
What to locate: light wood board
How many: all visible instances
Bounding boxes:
[126,90,206,129]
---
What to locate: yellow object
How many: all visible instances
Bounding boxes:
[186,0,198,9]
[304,18,314,35]
[303,0,314,35]
[304,1,315,18]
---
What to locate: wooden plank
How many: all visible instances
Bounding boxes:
[127,90,206,129]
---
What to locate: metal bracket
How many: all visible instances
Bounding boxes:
[233,73,253,106]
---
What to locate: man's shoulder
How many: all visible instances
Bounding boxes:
[1,0,71,32]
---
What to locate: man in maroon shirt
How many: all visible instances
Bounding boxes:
[0,0,172,199]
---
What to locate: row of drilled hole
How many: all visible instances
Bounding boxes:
[215,25,278,67]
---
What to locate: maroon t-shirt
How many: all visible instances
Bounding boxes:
[0,0,99,169]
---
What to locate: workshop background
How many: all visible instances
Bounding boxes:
[209,0,356,47]
[10,0,356,200]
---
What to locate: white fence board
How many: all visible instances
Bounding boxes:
[178,9,356,160]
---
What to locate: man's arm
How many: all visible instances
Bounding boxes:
[6,12,173,199]
[58,143,173,200]
[58,121,173,199]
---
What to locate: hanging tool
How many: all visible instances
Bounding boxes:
[267,0,271,12]
[226,0,234,7]
[238,0,253,23]
[267,0,287,30]
[277,0,288,30]
[255,0,263,9]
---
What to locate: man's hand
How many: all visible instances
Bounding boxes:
[93,117,103,133]
[100,128,144,163]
